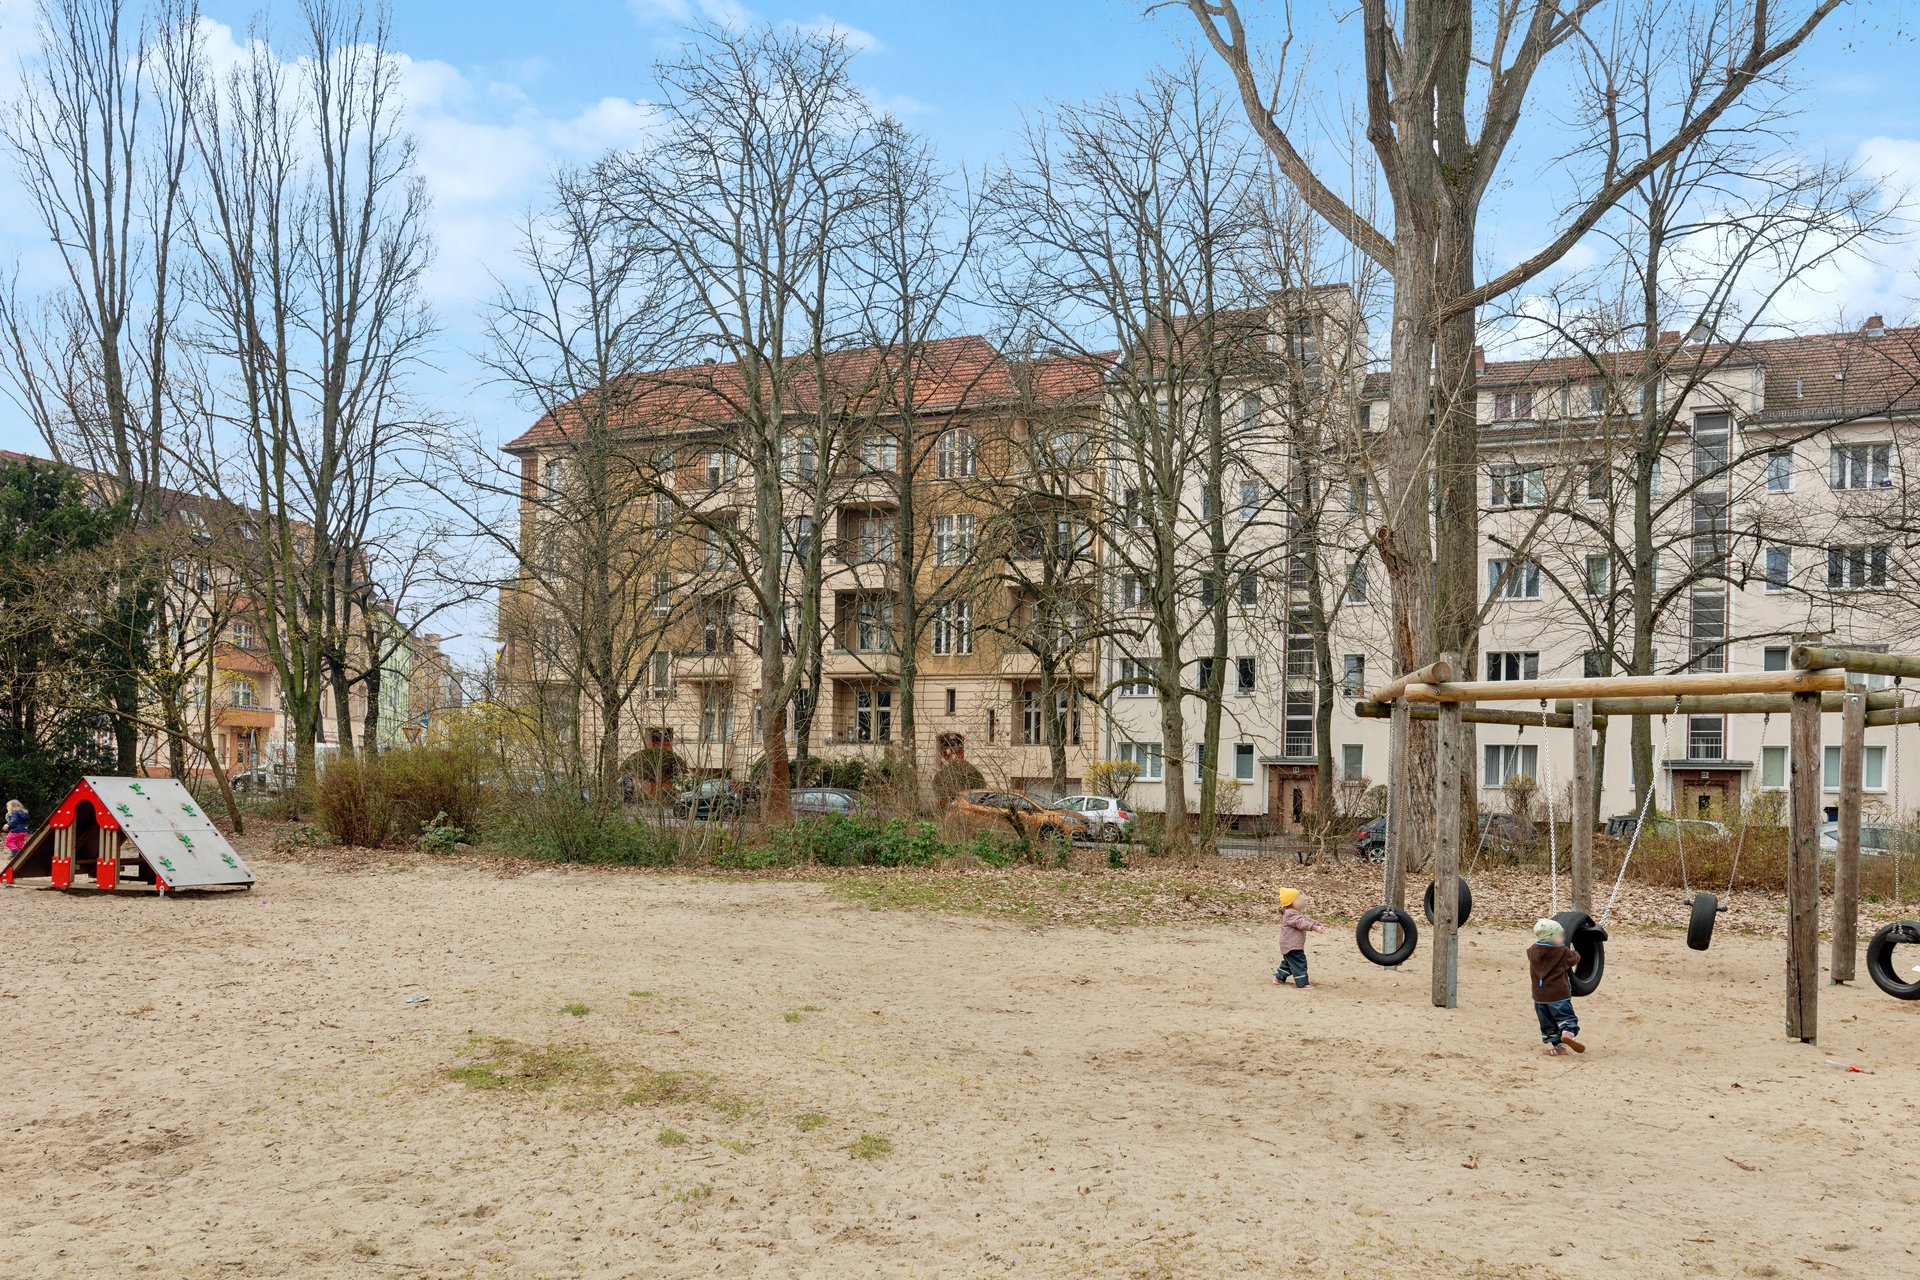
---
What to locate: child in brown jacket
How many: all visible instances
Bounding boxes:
[1273,887,1325,988]
[1528,918,1586,1056]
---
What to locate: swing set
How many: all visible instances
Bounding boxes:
[1357,643,1920,1044]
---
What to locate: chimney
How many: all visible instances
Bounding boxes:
[1658,329,1681,345]
[1472,345,1486,376]
[1865,314,1886,338]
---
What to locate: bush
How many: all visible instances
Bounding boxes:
[931,757,984,805]
[495,791,678,867]
[1085,759,1141,803]
[315,754,397,847]
[754,812,950,868]
[383,746,492,839]
[623,745,683,786]
[964,831,1019,867]
[415,811,467,853]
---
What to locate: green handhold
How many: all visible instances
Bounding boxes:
[129,783,146,796]
[221,854,237,867]
[177,833,194,847]
[181,804,197,817]
[116,804,133,818]
[159,856,175,871]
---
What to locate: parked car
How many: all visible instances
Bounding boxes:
[672,777,751,820]
[1354,815,1388,860]
[1818,822,1913,856]
[1477,812,1536,850]
[1052,794,1135,841]
[791,787,863,818]
[950,790,1091,841]
[228,768,288,794]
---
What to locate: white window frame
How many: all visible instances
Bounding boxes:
[1483,742,1539,787]
[933,514,976,566]
[935,429,976,479]
[931,601,974,656]
[1116,658,1155,697]
[1826,544,1890,591]
[1764,545,1790,593]
[1488,463,1545,510]
[1765,448,1793,493]
[1829,442,1892,491]
[1485,651,1540,681]
[1118,740,1163,780]
[1233,743,1255,783]
[1488,557,1542,600]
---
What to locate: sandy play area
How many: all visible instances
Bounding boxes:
[5,852,1917,1279]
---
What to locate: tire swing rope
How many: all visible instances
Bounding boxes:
[1357,726,1420,968]
[1600,708,1665,928]
[1688,711,1764,951]
[1539,700,1559,914]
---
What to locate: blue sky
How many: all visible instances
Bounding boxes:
[0,0,1914,658]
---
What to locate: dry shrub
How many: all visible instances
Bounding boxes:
[383,746,492,839]
[1605,825,1919,904]
[315,754,396,847]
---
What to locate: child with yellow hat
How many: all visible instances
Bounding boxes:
[1273,886,1325,988]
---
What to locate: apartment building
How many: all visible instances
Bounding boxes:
[499,337,1111,793]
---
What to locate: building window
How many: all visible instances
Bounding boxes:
[1488,464,1544,509]
[653,572,673,616]
[787,516,814,566]
[1117,658,1155,697]
[1195,657,1217,693]
[1692,414,1731,483]
[933,514,976,566]
[945,688,956,715]
[653,494,674,532]
[1235,656,1257,695]
[1764,546,1790,592]
[1197,577,1216,608]
[1234,743,1255,783]
[1283,690,1313,758]
[1584,553,1610,597]
[1827,544,1890,591]
[931,601,973,656]
[860,433,899,472]
[1829,442,1892,490]
[1825,745,1888,791]
[1492,389,1534,421]
[1118,740,1163,780]
[1687,715,1725,761]
[1763,646,1789,672]
[1761,745,1786,788]
[1488,557,1542,600]
[1765,448,1793,492]
[1285,634,1316,680]
[1584,461,1609,501]
[1345,557,1369,604]
[1239,478,1261,522]
[1484,743,1538,787]
[780,435,817,481]
[1349,475,1370,515]
[1582,649,1604,678]
[854,596,895,652]
[935,430,976,479]
[700,689,733,743]
[649,653,671,697]
[705,449,734,487]
[1341,744,1363,779]
[854,687,893,744]
[1341,653,1364,695]
[1236,572,1259,606]
[228,677,257,708]
[1121,573,1150,611]
[1485,651,1540,681]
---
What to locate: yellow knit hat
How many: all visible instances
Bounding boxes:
[1277,887,1300,908]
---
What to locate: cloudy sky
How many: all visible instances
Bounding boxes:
[0,0,1913,656]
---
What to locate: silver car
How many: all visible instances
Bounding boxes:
[1052,794,1136,841]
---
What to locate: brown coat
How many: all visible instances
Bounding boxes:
[1527,942,1580,1003]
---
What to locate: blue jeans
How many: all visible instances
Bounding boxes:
[1534,998,1579,1044]
[1275,950,1309,987]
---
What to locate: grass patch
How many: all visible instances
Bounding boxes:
[445,1037,612,1094]
[848,1132,892,1159]
[623,1066,750,1117]
[561,1002,590,1016]
[672,1182,713,1203]
[629,989,654,998]
[796,1112,828,1132]
[826,870,1270,928]
[656,1128,688,1147]
[719,1137,752,1153]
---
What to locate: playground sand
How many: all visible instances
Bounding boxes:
[4,854,1915,1278]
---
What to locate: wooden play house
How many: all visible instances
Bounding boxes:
[2,776,255,893]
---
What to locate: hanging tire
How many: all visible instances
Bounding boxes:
[1356,905,1418,967]
[1865,921,1920,1000]
[1422,878,1474,927]
[1553,910,1609,997]
[1686,892,1718,952]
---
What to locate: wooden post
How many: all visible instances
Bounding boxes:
[1572,700,1594,914]
[1384,701,1408,919]
[1831,686,1866,984]
[1404,669,1843,703]
[1432,655,1463,1009]
[1787,689,1821,1042]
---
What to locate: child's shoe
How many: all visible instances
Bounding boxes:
[1560,1035,1585,1053]
[1542,1044,1569,1056]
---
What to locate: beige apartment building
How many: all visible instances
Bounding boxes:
[499,338,1112,793]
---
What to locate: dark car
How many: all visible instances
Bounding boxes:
[673,778,750,819]
[1477,812,1534,850]
[791,787,862,817]
[1354,816,1388,860]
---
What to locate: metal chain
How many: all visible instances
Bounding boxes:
[1539,700,1558,913]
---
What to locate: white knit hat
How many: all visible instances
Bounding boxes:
[1534,918,1565,943]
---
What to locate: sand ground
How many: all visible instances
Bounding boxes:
[5,855,1917,1279]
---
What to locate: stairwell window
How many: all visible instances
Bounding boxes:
[1487,557,1542,600]
[935,429,975,479]
[1488,464,1544,509]
[1829,442,1892,490]
[934,514,976,566]
[931,601,973,656]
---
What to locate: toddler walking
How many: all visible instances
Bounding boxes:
[1273,887,1325,988]
[4,799,30,856]
[1528,918,1586,1056]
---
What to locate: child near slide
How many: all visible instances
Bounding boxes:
[1528,918,1586,1056]
[1273,887,1325,988]
[4,799,29,855]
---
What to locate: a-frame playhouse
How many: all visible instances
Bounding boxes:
[2,777,255,893]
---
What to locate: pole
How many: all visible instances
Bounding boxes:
[1404,670,1843,703]
[1572,700,1594,914]
[1787,688,1821,1042]
[1432,654,1463,1010]
[1792,644,1920,680]
[1374,658,1456,705]
[1553,690,1896,717]
[1831,686,1866,984]
[1384,700,1408,920]
[1358,701,1604,730]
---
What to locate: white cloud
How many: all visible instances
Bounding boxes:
[792,15,884,53]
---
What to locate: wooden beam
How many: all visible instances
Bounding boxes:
[1571,701,1594,915]
[1864,705,1920,728]
[1787,689,1822,1043]
[1356,701,1605,730]
[1373,658,1456,704]
[1792,644,1920,679]
[1432,656,1463,1011]
[1552,690,1896,716]
[1383,701,1409,946]
[1404,670,1844,704]
[1831,688,1866,985]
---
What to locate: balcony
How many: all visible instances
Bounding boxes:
[217,704,276,730]
[822,645,900,678]
[824,542,899,590]
[675,651,740,681]
[1000,647,1096,678]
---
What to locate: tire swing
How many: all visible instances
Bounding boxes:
[1423,877,1473,927]
[1683,708,1759,951]
[1865,921,1920,1000]
[1357,800,1418,968]
[1574,752,1662,997]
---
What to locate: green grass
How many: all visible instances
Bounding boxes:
[796,1112,828,1132]
[672,1182,713,1203]
[782,1010,803,1023]
[628,989,655,998]
[561,1002,590,1016]
[623,1066,750,1117]
[656,1128,688,1147]
[718,1137,752,1153]
[445,1037,612,1094]
[848,1132,892,1159]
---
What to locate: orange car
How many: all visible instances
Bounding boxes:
[950,790,1092,842]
